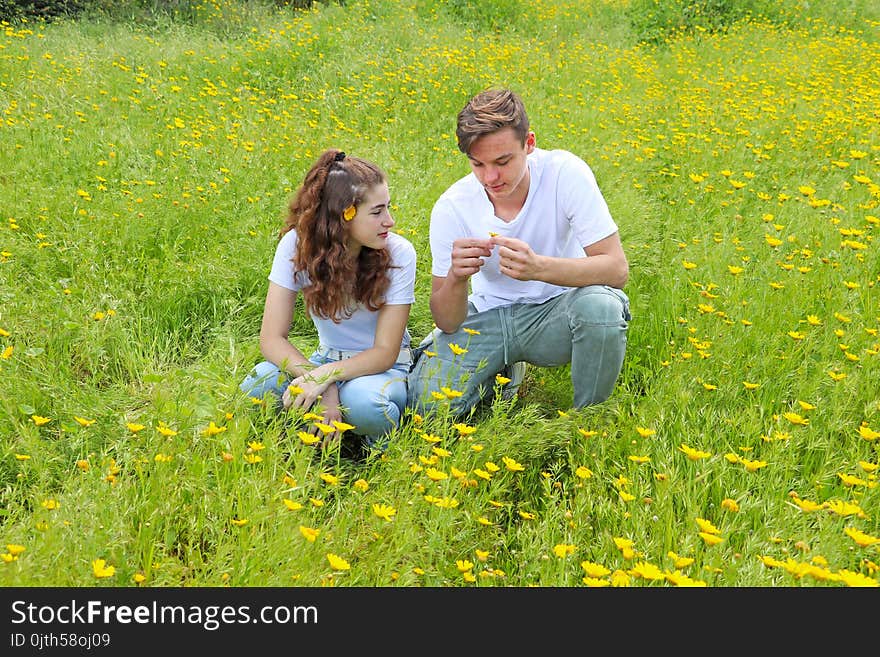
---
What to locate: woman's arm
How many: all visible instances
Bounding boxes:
[258,281,313,378]
[284,303,411,410]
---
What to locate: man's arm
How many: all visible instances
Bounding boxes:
[491,231,628,289]
[429,237,493,333]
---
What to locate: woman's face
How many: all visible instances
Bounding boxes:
[345,181,393,253]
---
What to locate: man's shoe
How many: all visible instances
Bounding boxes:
[500,362,527,401]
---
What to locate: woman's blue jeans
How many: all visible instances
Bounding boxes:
[240,352,409,448]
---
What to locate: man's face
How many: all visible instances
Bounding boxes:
[467,127,535,202]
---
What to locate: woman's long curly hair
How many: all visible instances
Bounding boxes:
[280,149,393,322]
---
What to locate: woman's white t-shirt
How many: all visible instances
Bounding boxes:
[429,147,618,313]
[268,230,416,351]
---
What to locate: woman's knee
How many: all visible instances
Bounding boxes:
[340,376,406,436]
[240,361,286,398]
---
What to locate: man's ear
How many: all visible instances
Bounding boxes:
[525,131,536,153]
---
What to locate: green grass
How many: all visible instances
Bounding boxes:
[0,0,878,587]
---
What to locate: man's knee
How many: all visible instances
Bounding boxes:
[569,287,629,325]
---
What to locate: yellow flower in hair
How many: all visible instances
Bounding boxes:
[343,205,357,221]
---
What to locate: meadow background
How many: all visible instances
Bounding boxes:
[1,0,878,587]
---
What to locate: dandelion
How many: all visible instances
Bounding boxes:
[425,467,447,481]
[452,423,477,436]
[740,457,768,472]
[156,422,178,437]
[372,503,396,521]
[844,528,880,548]
[668,551,695,569]
[502,456,525,472]
[552,544,577,558]
[326,553,350,571]
[201,421,226,436]
[679,443,711,461]
[783,412,808,426]
[298,431,321,445]
[299,526,319,542]
[92,559,116,578]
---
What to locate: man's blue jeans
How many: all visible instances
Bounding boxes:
[407,285,631,416]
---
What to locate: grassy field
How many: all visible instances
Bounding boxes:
[1,0,878,587]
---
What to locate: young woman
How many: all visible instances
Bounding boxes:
[240,149,416,452]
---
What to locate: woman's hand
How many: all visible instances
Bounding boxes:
[282,366,335,410]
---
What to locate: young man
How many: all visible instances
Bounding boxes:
[407,87,631,416]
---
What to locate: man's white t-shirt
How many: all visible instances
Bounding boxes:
[268,230,416,351]
[429,147,618,313]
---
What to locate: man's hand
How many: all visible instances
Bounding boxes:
[491,235,543,281]
[449,237,493,280]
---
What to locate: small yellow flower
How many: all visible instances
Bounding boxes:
[679,443,711,461]
[721,498,740,512]
[319,472,340,486]
[92,558,116,578]
[74,416,96,427]
[448,343,467,356]
[6,544,25,557]
[299,526,319,542]
[156,423,178,437]
[353,478,369,492]
[425,467,448,482]
[41,499,59,510]
[230,518,248,527]
[575,465,593,479]
[326,553,350,570]
[502,456,525,472]
[495,374,512,385]
[635,426,655,438]
[342,205,356,221]
[202,421,226,436]
[282,499,303,511]
[126,422,145,433]
[452,423,477,436]
[552,544,577,558]
[699,532,724,546]
[31,415,52,426]
[372,503,397,521]
[298,431,321,445]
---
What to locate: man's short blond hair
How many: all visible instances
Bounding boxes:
[456,88,530,154]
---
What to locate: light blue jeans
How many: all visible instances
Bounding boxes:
[407,285,631,416]
[240,351,410,447]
